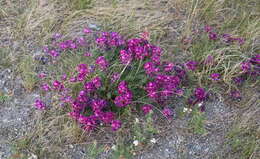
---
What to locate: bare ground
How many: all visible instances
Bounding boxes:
[0,0,259,159]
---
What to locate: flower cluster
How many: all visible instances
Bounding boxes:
[114,81,133,107]
[204,25,245,45]
[34,99,46,110]
[36,26,254,133]
[96,32,125,48]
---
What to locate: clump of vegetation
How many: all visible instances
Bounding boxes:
[34,22,259,133]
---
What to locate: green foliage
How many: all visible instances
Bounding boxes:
[86,140,104,159]
[0,94,10,104]
[0,48,12,69]
[71,0,93,10]
[111,143,133,159]
[18,56,38,91]
[226,127,258,159]
[188,108,207,135]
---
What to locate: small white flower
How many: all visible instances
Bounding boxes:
[133,140,139,146]
[135,118,139,123]
[28,154,38,159]
[198,102,203,107]
[111,145,117,150]
[150,138,156,144]
[183,107,188,112]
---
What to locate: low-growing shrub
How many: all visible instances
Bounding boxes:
[34,25,259,133]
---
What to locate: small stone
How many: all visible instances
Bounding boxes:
[69,145,74,149]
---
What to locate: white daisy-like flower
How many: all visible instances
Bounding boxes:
[111,145,117,150]
[150,138,157,144]
[135,118,140,123]
[133,140,139,146]
[183,107,188,112]
[198,102,203,107]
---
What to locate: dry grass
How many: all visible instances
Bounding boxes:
[2,0,258,158]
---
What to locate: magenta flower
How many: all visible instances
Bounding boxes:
[83,28,92,34]
[147,91,159,100]
[114,95,132,107]
[241,61,251,72]
[34,99,46,110]
[77,72,87,81]
[204,25,212,32]
[120,50,132,64]
[118,81,129,94]
[232,76,244,85]
[111,73,120,83]
[69,77,77,82]
[84,82,96,93]
[83,52,92,57]
[230,90,241,99]
[114,81,132,107]
[174,88,184,96]
[145,81,158,92]
[41,83,51,91]
[96,56,109,70]
[52,80,64,90]
[81,116,98,131]
[162,108,173,119]
[111,120,122,131]
[234,37,245,45]
[77,64,88,74]
[43,46,49,53]
[222,33,233,43]
[164,62,174,72]
[38,72,47,79]
[91,99,107,112]
[77,90,88,102]
[52,33,62,39]
[61,74,67,81]
[185,60,198,71]
[76,37,86,46]
[209,32,218,40]
[92,77,102,89]
[141,104,153,115]
[194,88,207,101]
[210,73,220,80]
[204,55,214,66]
[49,50,59,57]
[144,61,158,74]
[250,54,260,65]
[68,111,80,120]
[100,112,115,124]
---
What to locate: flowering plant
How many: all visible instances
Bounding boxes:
[35,29,195,132]
[34,25,258,133]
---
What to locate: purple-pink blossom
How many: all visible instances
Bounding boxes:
[120,50,132,64]
[194,88,207,101]
[34,99,46,110]
[185,61,198,71]
[210,73,220,80]
[83,28,92,34]
[241,61,251,72]
[162,108,173,119]
[38,72,47,79]
[111,120,122,131]
[209,32,218,40]
[204,25,212,32]
[141,104,153,115]
[41,83,51,91]
[96,56,109,70]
